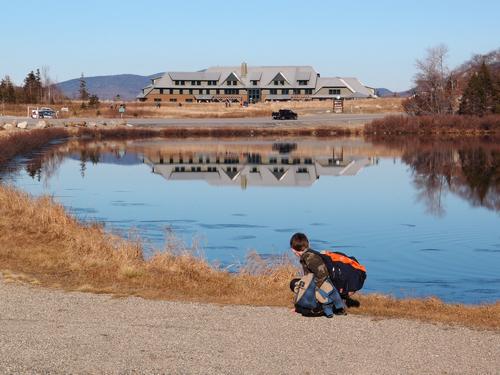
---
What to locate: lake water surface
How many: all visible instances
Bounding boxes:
[3,136,499,304]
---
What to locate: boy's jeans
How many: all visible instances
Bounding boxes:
[316,278,345,316]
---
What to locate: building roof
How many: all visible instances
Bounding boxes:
[140,65,373,98]
[340,77,373,96]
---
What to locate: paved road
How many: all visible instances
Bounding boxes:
[0,113,389,128]
[0,279,498,374]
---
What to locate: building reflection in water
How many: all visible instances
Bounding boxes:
[143,142,375,188]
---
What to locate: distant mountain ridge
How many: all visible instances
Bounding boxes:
[375,88,413,98]
[56,73,163,101]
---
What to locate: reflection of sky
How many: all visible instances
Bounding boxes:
[8,155,500,304]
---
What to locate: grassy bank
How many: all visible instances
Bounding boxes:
[365,114,500,135]
[1,128,499,330]
[1,98,403,119]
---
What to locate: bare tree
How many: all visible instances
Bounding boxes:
[404,44,458,115]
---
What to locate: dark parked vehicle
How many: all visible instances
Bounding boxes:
[31,108,56,119]
[272,109,298,120]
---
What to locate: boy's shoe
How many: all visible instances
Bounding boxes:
[334,308,347,316]
[325,313,334,318]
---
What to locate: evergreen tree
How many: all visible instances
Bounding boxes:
[79,73,89,101]
[459,62,497,115]
[88,94,100,108]
[1,76,17,103]
[23,70,40,103]
[35,68,42,102]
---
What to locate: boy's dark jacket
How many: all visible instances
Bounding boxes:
[299,248,329,288]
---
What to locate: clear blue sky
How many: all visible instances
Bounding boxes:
[1,0,499,91]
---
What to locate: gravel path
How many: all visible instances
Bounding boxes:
[0,279,498,375]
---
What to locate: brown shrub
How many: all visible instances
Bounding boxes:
[365,114,500,135]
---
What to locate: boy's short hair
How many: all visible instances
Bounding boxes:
[290,232,309,252]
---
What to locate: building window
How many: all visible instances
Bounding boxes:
[159,88,164,94]
[305,89,313,95]
[179,89,183,94]
[282,89,289,95]
[224,89,239,94]
[298,80,308,85]
[191,81,196,85]
[216,89,220,94]
[174,81,179,85]
[329,89,341,95]
[273,80,279,86]
[199,89,203,94]
[169,98,177,102]
[169,89,174,94]
[189,89,193,94]
[251,80,258,85]
[293,89,301,95]
[197,80,201,85]
[185,98,193,102]
[154,98,162,102]
[205,89,210,94]
[270,89,277,95]
[180,80,185,85]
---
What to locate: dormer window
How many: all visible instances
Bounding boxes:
[298,80,308,85]
[227,80,238,86]
[273,80,285,86]
[251,80,258,85]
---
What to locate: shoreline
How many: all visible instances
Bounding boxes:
[0,124,499,331]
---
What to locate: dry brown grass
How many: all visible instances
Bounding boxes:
[365,114,500,135]
[1,127,499,330]
[1,98,403,119]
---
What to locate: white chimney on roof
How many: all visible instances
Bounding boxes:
[241,62,248,77]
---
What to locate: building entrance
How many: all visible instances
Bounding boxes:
[248,89,261,103]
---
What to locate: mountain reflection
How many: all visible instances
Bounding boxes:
[11,137,500,215]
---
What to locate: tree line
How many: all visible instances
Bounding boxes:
[0,69,99,108]
[404,45,500,116]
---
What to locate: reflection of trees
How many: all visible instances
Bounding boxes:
[400,140,500,215]
[404,149,456,216]
[458,148,500,211]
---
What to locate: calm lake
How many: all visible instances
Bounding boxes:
[2,136,499,304]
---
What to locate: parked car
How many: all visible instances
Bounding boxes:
[38,108,57,119]
[272,109,298,120]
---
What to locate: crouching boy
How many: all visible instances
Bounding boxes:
[290,232,346,317]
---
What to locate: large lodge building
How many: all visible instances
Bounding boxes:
[137,63,375,104]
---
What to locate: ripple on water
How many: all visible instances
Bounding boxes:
[465,288,498,295]
[69,207,99,215]
[204,246,239,250]
[473,248,500,253]
[274,228,300,233]
[231,235,257,240]
[231,213,247,217]
[198,223,267,229]
[111,201,149,207]
[310,239,330,244]
[139,219,197,223]
[400,223,417,227]
[419,248,444,252]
